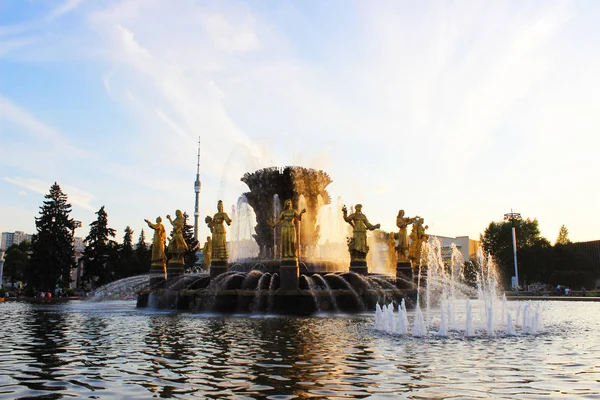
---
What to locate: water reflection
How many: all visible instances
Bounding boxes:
[0,301,599,398]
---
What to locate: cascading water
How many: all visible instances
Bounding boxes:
[312,274,339,311]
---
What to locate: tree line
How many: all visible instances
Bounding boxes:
[2,182,198,294]
[480,218,596,289]
[3,182,597,294]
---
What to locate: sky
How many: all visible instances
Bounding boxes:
[1,0,599,246]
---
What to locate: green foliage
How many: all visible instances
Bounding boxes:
[182,212,199,271]
[134,229,151,274]
[461,260,479,287]
[480,218,549,287]
[116,226,136,278]
[3,241,30,286]
[555,224,571,245]
[82,206,117,288]
[26,182,76,291]
[481,217,597,288]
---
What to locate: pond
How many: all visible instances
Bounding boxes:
[0,300,598,398]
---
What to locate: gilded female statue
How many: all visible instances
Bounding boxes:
[342,204,380,260]
[144,216,166,264]
[270,199,306,259]
[166,210,188,259]
[205,200,232,262]
[408,217,428,264]
[202,236,212,270]
[396,210,416,260]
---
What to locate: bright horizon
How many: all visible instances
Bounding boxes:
[1,1,599,245]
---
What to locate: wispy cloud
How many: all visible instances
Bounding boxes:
[4,177,96,211]
[47,0,85,20]
[0,96,59,140]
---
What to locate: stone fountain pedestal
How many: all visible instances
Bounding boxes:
[350,260,368,275]
[149,261,166,286]
[279,258,299,290]
[414,264,428,287]
[396,261,413,289]
[167,256,184,277]
[210,260,229,278]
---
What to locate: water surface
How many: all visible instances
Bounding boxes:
[1,300,599,398]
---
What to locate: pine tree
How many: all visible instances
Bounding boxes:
[27,182,76,293]
[82,206,117,288]
[134,229,151,274]
[182,212,199,271]
[555,224,571,245]
[118,226,135,278]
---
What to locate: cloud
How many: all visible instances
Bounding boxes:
[0,96,59,140]
[47,0,85,20]
[4,177,96,211]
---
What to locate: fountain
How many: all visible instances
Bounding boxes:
[136,167,448,314]
[374,240,544,337]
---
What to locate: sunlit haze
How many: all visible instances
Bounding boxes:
[1,0,599,244]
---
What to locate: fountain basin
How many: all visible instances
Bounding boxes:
[137,285,415,314]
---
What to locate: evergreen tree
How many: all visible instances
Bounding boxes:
[134,229,151,274]
[555,224,571,245]
[3,241,30,288]
[82,206,117,288]
[27,182,76,292]
[182,212,200,271]
[118,226,135,278]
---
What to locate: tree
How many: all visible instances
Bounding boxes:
[480,217,549,287]
[117,226,135,278]
[3,241,30,288]
[555,224,571,245]
[134,229,151,274]
[182,212,199,271]
[82,206,117,288]
[27,182,76,292]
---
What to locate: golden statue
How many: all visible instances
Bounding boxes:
[342,204,380,261]
[166,210,188,262]
[145,217,167,264]
[205,200,232,262]
[387,233,397,270]
[408,217,429,264]
[396,210,416,261]
[270,199,306,259]
[202,236,212,270]
[145,216,167,277]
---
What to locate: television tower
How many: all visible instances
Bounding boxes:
[194,137,201,241]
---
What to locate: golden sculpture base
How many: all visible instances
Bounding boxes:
[279,258,299,290]
[350,260,368,275]
[210,260,229,278]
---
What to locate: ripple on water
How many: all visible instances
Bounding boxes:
[0,301,599,398]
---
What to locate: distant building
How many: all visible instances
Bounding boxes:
[1,231,34,251]
[435,235,481,263]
